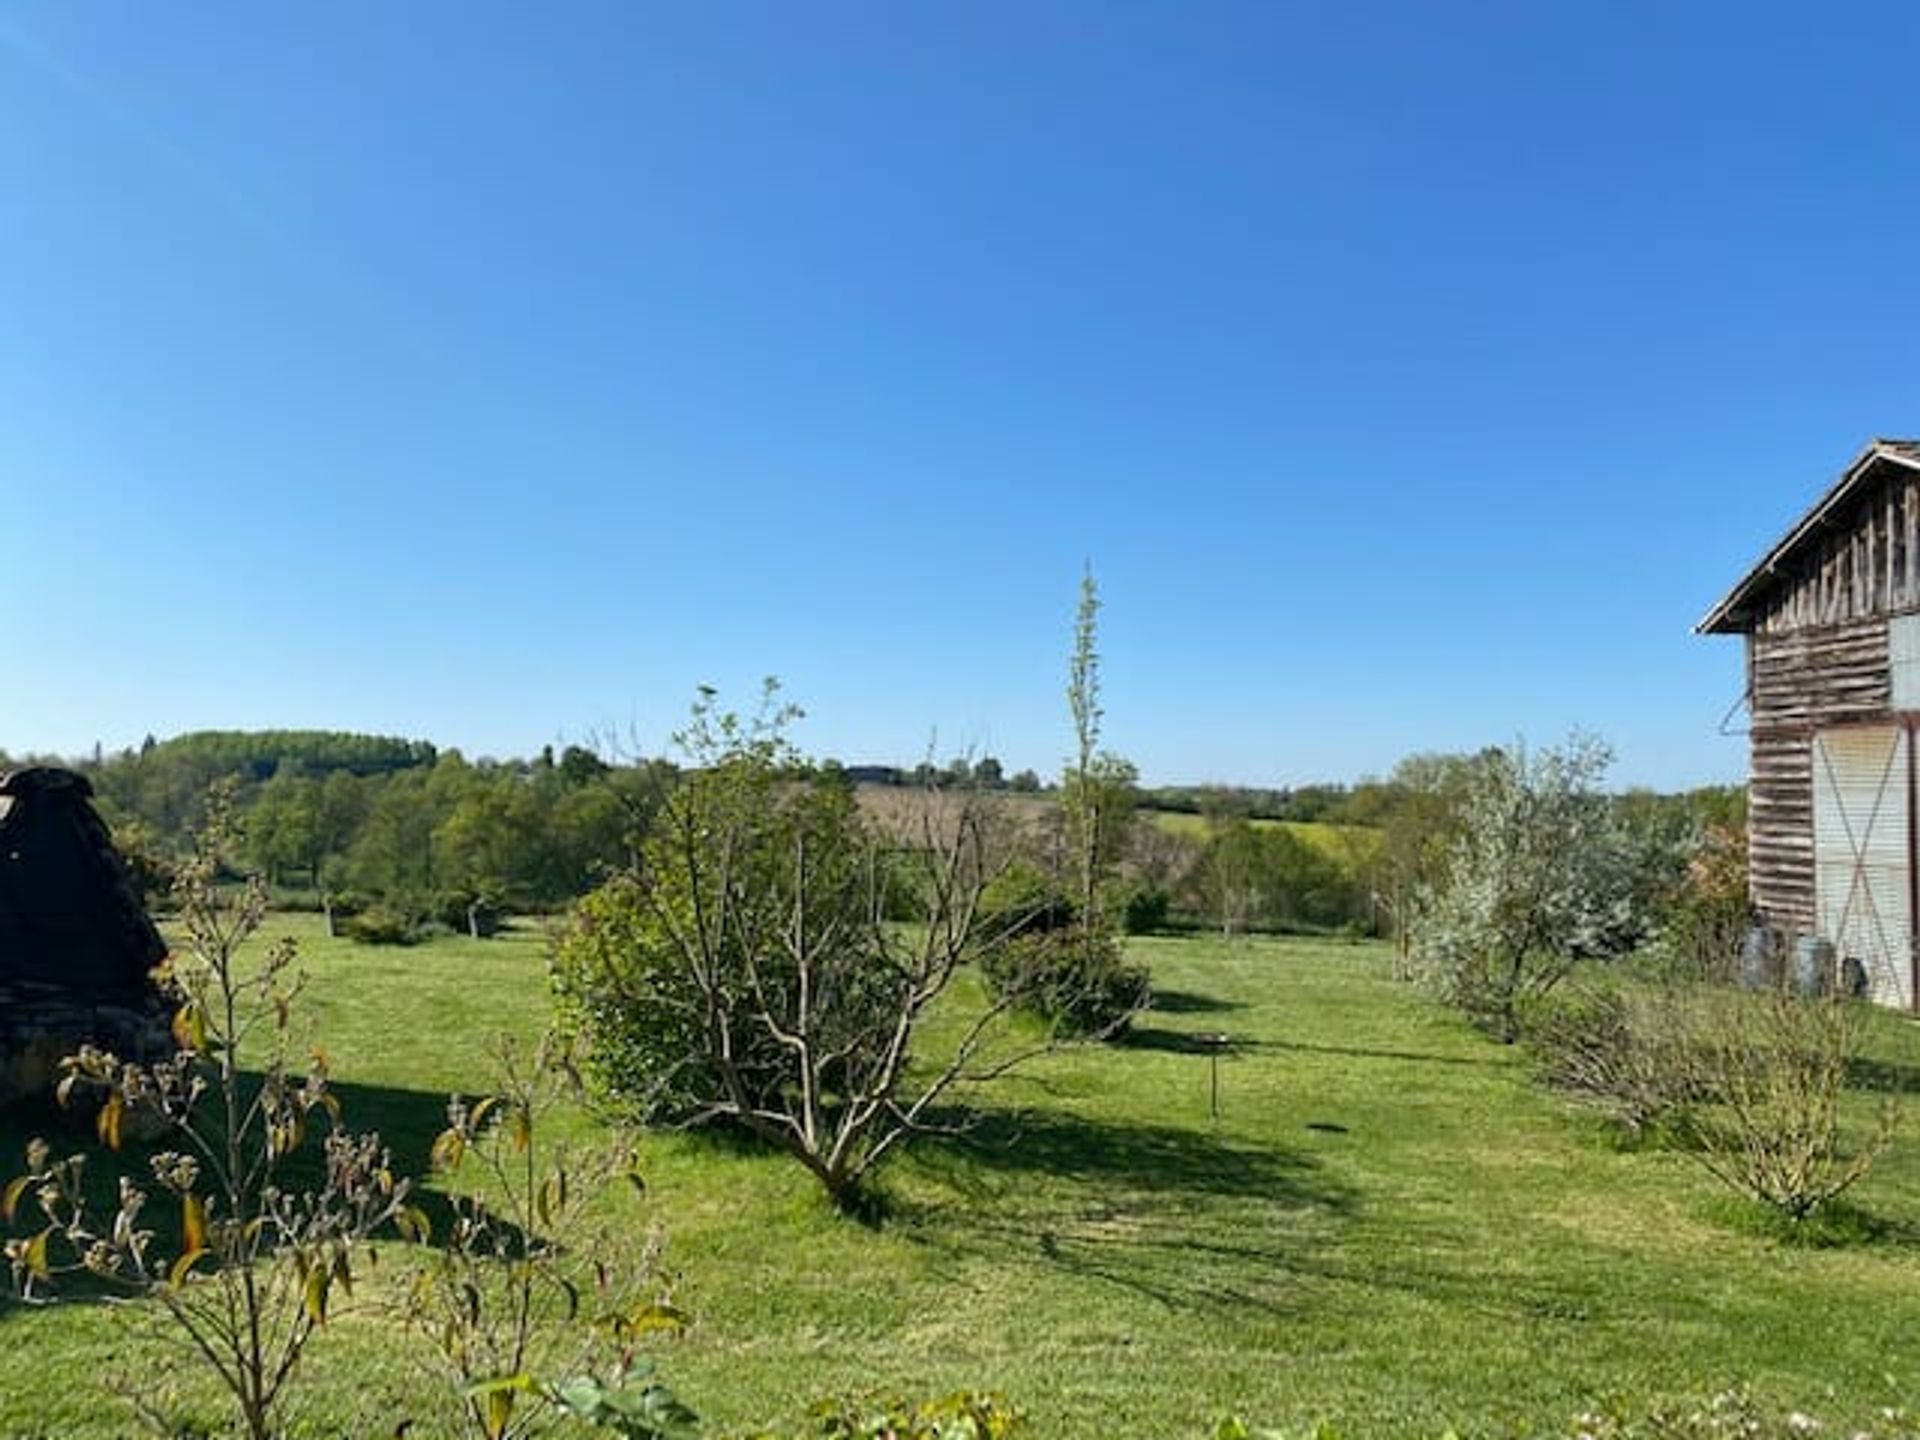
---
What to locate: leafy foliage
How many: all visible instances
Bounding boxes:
[403,1035,686,1440]
[979,928,1150,1037]
[1408,735,1633,1042]
[987,567,1152,1036]
[557,685,1081,1208]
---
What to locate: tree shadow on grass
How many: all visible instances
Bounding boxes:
[1119,1025,1232,1056]
[899,1106,1354,1317]
[0,1075,473,1325]
[1256,1036,1512,1070]
[1146,988,1245,1016]
[1845,1054,1920,1096]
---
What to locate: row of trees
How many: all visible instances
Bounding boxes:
[0,724,1742,949]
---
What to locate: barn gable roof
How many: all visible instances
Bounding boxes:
[1697,438,1920,635]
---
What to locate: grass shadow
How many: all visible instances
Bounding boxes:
[0,1074,474,1324]
[919,1105,1350,1206]
[1258,1036,1510,1070]
[1119,1025,1234,1056]
[1147,988,1245,1016]
[899,1106,1354,1317]
[1695,1193,1920,1250]
[1845,1055,1920,1096]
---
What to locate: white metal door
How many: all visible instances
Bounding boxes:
[1812,725,1914,1008]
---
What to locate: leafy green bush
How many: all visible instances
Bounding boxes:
[1118,881,1171,935]
[977,859,1073,940]
[1408,735,1631,1042]
[979,927,1150,1037]
[553,869,816,1124]
[555,688,1055,1207]
[343,901,432,945]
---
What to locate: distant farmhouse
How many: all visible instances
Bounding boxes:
[1700,438,1920,1008]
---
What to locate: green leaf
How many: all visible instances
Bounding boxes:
[538,1173,566,1228]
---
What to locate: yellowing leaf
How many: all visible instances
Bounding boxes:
[169,1248,207,1289]
[393,1204,432,1245]
[507,1107,532,1154]
[303,1264,331,1326]
[24,1228,51,1282]
[171,1003,207,1052]
[430,1130,466,1173]
[182,1193,208,1254]
[485,1386,514,1440]
[1,1176,31,1224]
[619,1302,690,1339]
[96,1095,125,1151]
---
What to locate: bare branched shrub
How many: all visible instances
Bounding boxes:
[1675,985,1897,1222]
[1528,985,1692,1143]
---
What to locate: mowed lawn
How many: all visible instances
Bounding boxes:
[4,918,1920,1437]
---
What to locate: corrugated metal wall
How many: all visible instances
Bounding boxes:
[1812,726,1914,1008]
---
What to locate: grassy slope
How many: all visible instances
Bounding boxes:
[3,920,1919,1436]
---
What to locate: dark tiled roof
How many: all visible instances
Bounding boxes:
[1697,439,1920,635]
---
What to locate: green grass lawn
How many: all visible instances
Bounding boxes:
[3,918,1919,1437]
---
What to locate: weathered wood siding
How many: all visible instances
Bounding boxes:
[1748,617,1891,934]
[1755,473,1920,634]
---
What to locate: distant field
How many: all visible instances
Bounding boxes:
[1148,809,1384,865]
[853,784,1383,871]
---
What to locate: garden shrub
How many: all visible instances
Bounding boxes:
[979,926,1150,1037]
[1118,880,1171,935]
[1526,983,1693,1143]
[1674,985,1898,1222]
[343,901,431,945]
[977,859,1073,940]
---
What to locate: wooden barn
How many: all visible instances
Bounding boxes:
[1700,438,1920,1009]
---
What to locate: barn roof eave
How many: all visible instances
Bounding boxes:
[1695,439,1920,636]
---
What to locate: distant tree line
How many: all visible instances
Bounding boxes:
[838,756,1046,793]
[0,731,671,942]
[0,730,1746,948]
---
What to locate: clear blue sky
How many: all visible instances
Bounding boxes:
[4,2,1917,790]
